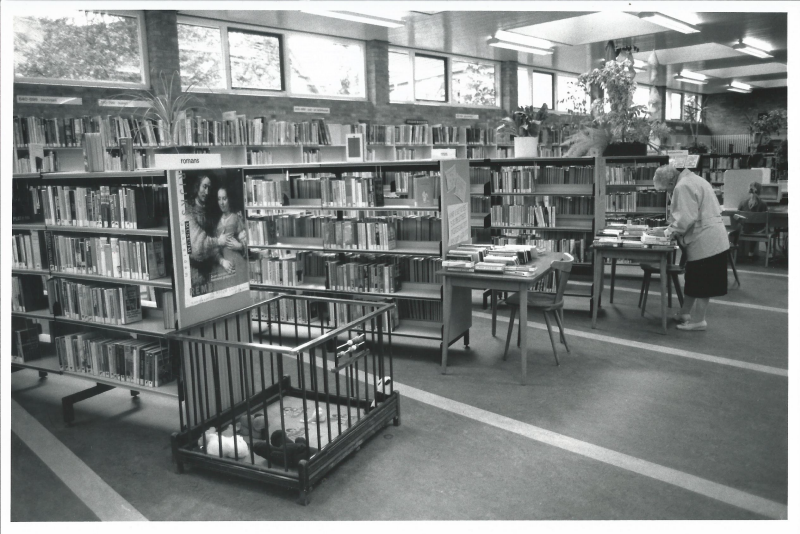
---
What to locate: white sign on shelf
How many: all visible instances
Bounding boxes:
[154,154,222,170]
[667,149,689,168]
[98,99,151,108]
[432,148,457,160]
[294,106,330,114]
[17,95,82,105]
[685,154,701,168]
[447,202,470,246]
[455,114,479,120]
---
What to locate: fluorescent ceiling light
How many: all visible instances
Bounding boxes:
[727,86,752,94]
[732,40,773,59]
[679,70,708,81]
[638,12,700,33]
[730,80,752,91]
[487,38,553,55]
[494,30,557,49]
[742,37,773,52]
[674,75,708,86]
[301,10,405,28]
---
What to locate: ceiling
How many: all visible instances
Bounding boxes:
[180,8,788,94]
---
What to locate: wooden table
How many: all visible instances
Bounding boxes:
[440,251,564,385]
[592,245,676,334]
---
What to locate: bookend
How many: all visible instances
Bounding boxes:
[169,294,400,505]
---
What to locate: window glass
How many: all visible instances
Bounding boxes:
[178,23,225,89]
[531,72,554,110]
[228,30,282,91]
[289,34,365,97]
[518,68,532,107]
[452,60,496,106]
[415,55,446,102]
[667,91,683,120]
[633,85,651,110]
[15,11,144,84]
[684,93,700,121]
[557,75,589,113]
[389,49,412,102]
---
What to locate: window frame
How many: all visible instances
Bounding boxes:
[177,15,367,101]
[14,10,150,89]
[517,67,555,111]
[554,73,591,114]
[389,46,501,108]
[666,90,704,122]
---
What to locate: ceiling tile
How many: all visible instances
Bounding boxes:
[697,63,787,78]
[632,43,741,65]
[510,12,669,46]
[749,79,788,88]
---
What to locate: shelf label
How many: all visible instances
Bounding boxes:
[154,154,221,170]
[667,149,689,168]
[294,106,330,114]
[432,148,457,160]
[17,95,82,105]
[98,99,151,108]
[405,119,428,125]
[455,114,479,120]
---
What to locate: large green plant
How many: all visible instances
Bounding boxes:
[497,104,549,138]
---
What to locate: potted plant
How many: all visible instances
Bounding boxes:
[683,99,709,154]
[563,58,657,157]
[497,104,549,158]
[746,110,787,151]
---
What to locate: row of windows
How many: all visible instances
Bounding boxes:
[13,10,702,119]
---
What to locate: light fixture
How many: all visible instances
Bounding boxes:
[301,10,405,28]
[732,39,773,59]
[638,12,700,34]
[494,30,558,50]
[674,70,708,85]
[487,38,553,55]
[727,80,753,93]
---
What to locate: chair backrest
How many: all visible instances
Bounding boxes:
[734,210,769,234]
[551,253,574,304]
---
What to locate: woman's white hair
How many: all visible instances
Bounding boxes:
[653,165,680,190]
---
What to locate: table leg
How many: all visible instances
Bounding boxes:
[491,290,497,337]
[659,254,668,334]
[519,284,528,385]
[441,276,452,374]
[592,251,604,329]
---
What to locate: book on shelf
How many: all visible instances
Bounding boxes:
[412,175,436,207]
[47,278,143,325]
[11,318,43,363]
[46,233,167,280]
[12,231,48,270]
[11,275,48,313]
[323,258,401,294]
[474,262,506,274]
[319,175,385,208]
[41,184,164,229]
[161,290,175,329]
[245,173,290,207]
[322,219,397,251]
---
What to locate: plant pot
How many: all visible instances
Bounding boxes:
[602,142,647,157]
[514,137,539,158]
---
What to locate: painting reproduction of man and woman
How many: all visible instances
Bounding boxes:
[178,169,250,306]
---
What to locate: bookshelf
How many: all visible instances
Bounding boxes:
[243,159,472,345]
[10,169,182,423]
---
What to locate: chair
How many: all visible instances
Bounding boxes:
[639,250,685,316]
[726,214,744,287]
[735,211,773,267]
[499,253,574,365]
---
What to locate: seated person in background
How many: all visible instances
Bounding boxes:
[737,181,768,259]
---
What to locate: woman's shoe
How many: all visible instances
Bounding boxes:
[676,320,707,331]
[673,313,691,323]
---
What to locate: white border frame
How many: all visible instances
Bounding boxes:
[14,10,150,90]
[345,133,365,161]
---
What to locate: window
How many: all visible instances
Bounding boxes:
[665,91,702,121]
[178,23,225,89]
[288,34,364,97]
[177,17,366,99]
[557,75,590,113]
[452,60,496,106]
[667,91,683,120]
[517,68,532,107]
[415,54,447,102]
[389,50,413,102]
[683,93,701,121]
[389,47,499,106]
[228,29,283,91]
[633,85,651,110]
[14,11,147,87]
[531,72,554,110]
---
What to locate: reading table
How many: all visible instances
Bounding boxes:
[439,251,565,385]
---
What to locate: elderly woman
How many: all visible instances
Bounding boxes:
[650,165,730,331]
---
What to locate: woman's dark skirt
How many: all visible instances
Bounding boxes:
[684,250,728,298]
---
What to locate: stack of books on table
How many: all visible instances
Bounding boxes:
[594,226,624,247]
[442,260,475,272]
[640,234,674,248]
[503,265,539,277]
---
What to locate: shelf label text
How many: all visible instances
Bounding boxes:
[17,95,82,105]
[294,106,330,114]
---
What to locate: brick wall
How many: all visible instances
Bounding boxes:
[704,87,787,135]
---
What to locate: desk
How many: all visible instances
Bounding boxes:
[440,251,564,385]
[592,246,676,334]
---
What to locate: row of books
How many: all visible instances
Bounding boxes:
[394,147,419,160]
[84,132,107,172]
[48,234,168,280]
[249,253,305,287]
[471,165,595,192]
[324,259,401,294]
[699,170,726,184]
[605,164,659,185]
[605,192,667,212]
[467,146,490,159]
[11,318,42,364]
[492,236,591,264]
[322,219,397,251]
[245,174,389,208]
[385,172,441,204]
[605,215,667,227]
[40,184,163,229]
[327,299,399,332]
[48,278,143,325]
[13,150,60,174]
[700,155,746,170]
[248,214,325,244]
[11,275,48,313]
[302,149,321,163]
[246,149,275,166]
[491,195,595,215]
[490,205,557,228]
[398,300,442,323]
[395,216,442,241]
[12,232,47,270]
[54,333,176,387]
[13,114,111,148]
[318,176,387,208]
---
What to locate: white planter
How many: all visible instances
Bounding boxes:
[514,137,539,158]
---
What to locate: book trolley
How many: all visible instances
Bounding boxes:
[169,294,400,504]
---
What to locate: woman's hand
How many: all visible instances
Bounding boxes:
[219,258,235,274]
[225,236,243,251]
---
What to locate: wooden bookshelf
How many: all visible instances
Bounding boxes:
[12,268,50,277]
[45,225,170,237]
[12,223,46,231]
[251,280,442,301]
[49,272,172,288]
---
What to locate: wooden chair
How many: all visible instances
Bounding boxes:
[727,214,745,287]
[735,211,773,267]
[499,254,574,365]
[639,257,685,315]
